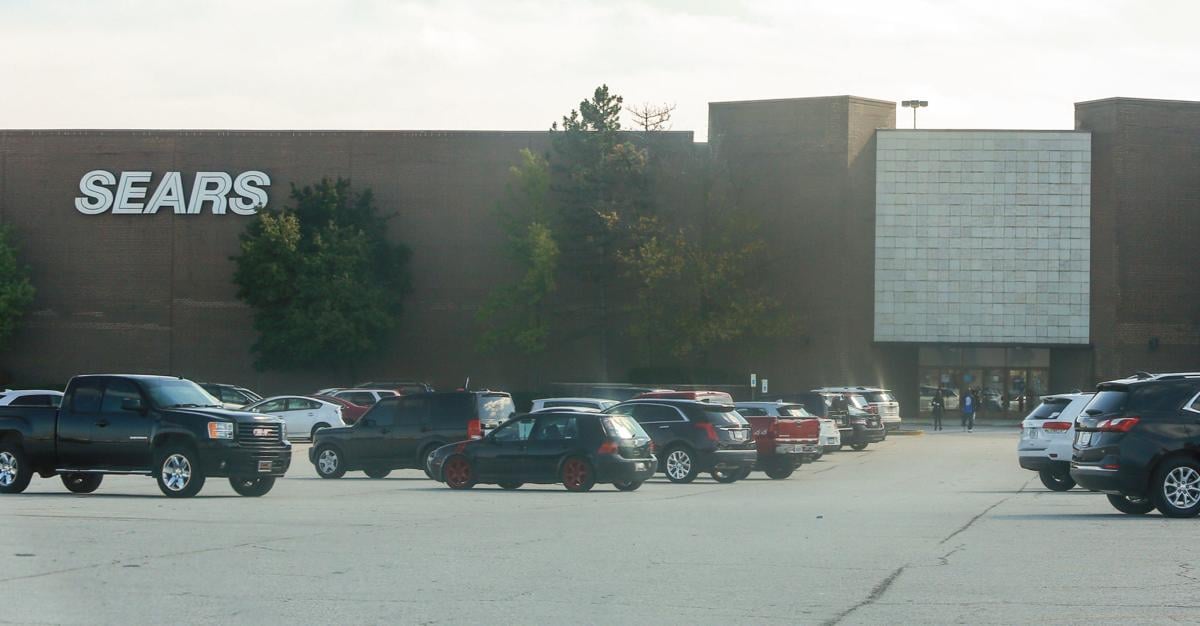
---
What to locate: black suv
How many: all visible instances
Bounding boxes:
[603,399,756,483]
[1071,372,1200,517]
[310,391,516,479]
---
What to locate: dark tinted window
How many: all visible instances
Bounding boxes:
[492,416,535,442]
[628,404,684,423]
[101,380,141,413]
[699,409,748,426]
[738,407,768,417]
[432,394,472,421]
[395,396,430,425]
[286,398,319,411]
[532,414,579,440]
[71,380,104,413]
[1085,390,1127,414]
[602,415,648,440]
[363,398,398,427]
[1028,399,1070,420]
[1129,382,1199,412]
[256,399,286,413]
[10,394,56,407]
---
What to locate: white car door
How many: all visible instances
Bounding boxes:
[285,397,320,437]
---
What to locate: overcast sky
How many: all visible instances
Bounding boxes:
[3,0,1197,140]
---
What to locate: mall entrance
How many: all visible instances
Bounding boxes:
[917,346,1050,420]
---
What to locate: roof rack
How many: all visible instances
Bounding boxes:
[1132,371,1154,380]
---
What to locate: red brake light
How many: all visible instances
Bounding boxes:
[648,441,656,453]
[597,441,619,455]
[467,418,482,439]
[1042,421,1072,431]
[695,422,718,441]
[1096,416,1140,432]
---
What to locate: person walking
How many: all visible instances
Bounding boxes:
[931,387,945,431]
[961,388,976,432]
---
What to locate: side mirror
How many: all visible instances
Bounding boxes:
[121,397,146,413]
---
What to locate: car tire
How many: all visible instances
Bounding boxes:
[711,468,743,483]
[61,472,103,494]
[229,476,275,497]
[310,423,330,441]
[419,443,444,480]
[0,441,33,494]
[364,467,391,479]
[1038,468,1076,492]
[734,466,753,480]
[443,455,476,490]
[662,446,698,484]
[560,457,596,492]
[314,445,347,479]
[850,442,869,451]
[498,482,523,490]
[764,462,796,480]
[1107,494,1155,515]
[1151,458,1200,518]
[613,480,643,491]
[155,445,206,498]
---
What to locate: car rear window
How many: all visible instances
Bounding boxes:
[1085,390,1128,414]
[779,406,812,417]
[478,394,516,424]
[846,395,869,409]
[1027,399,1070,419]
[699,409,748,426]
[861,392,896,403]
[602,415,648,440]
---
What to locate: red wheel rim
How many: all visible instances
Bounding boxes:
[445,457,471,487]
[563,459,588,489]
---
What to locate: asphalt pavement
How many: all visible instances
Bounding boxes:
[2,428,1198,624]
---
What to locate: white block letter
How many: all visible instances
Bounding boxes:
[113,171,153,214]
[74,170,116,215]
[230,171,271,215]
[187,172,233,214]
[145,172,186,215]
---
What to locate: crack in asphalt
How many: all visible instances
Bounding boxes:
[939,476,1033,546]
[822,565,906,626]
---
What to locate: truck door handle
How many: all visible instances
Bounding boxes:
[96,420,110,428]
[659,425,671,429]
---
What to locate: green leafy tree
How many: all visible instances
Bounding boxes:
[232,178,412,374]
[551,84,654,371]
[0,225,36,350]
[621,156,796,363]
[477,149,560,360]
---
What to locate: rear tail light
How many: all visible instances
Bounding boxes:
[1042,421,1072,431]
[467,418,482,440]
[649,441,656,453]
[695,422,718,441]
[597,441,619,455]
[1096,416,1140,433]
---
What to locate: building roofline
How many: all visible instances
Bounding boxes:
[878,128,1087,134]
[708,95,894,107]
[0,129,696,137]
[1075,96,1200,107]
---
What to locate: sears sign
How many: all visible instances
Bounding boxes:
[74,170,271,215]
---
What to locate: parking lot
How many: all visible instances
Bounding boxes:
[2,428,1197,625]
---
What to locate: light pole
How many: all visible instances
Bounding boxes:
[901,100,928,129]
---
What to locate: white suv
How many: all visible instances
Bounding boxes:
[530,397,618,412]
[1017,392,1094,491]
[814,387,901,430]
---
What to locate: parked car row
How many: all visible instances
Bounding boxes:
[1018,371,1200,518]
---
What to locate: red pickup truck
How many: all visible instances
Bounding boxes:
[734,401,822,479]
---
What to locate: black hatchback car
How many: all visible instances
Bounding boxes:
[602,399,756,483]
[310,390,516,479]
[1071,372,1200,518]
[427,411,657,491]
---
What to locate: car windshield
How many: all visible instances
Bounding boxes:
[862,391,895,403]
[1028,399,1070,419]
[478,394,516,424]
[143,379,222,408]
[1086,389,1128,414]
[702,408,748,426]
[602,415,649,440]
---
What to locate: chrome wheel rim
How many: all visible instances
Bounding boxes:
[318,449,339,475]
[1164,467,1200,509]
[162,454,192,492]
[666,451,691,480]
[0,451,17,487]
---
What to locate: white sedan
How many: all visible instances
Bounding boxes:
[244,395,345,441]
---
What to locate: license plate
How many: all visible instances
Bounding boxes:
[257,460,273,473]
[1076,432,1091,447]
[733,431,746,441]
[1026,428,1038,439]
[634,462,646,471]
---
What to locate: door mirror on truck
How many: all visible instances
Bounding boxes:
[121,397,146,413]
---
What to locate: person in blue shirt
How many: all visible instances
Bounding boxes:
[961,388,976,432]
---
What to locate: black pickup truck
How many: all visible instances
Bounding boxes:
[0,374,291,497]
